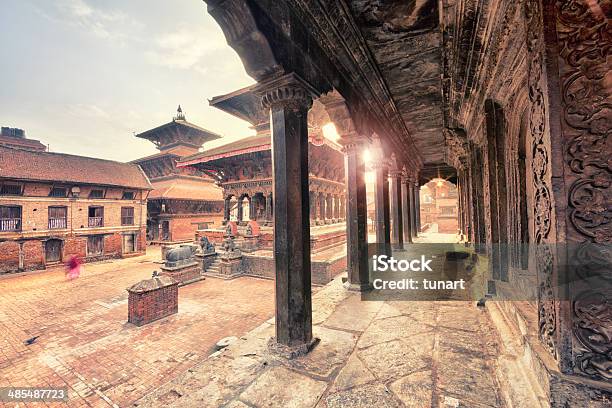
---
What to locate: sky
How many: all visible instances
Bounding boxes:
[0,0,255,162]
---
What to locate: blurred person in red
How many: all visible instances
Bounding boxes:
[65,255,82,280]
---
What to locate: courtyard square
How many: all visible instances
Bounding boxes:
[0,247,274,407]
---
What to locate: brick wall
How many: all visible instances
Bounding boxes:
[165,214,225,242]
[0,180,148,274]
[23,240,44,270]
[128,284,178,326]
[0,241,20,273]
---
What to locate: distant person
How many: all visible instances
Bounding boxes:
[65,255,82,280]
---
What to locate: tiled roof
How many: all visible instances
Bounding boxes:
[148,177,223,201]
[0,145,152,190]
[179,134,271,166]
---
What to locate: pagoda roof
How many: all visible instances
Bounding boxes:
[135,118,222,150]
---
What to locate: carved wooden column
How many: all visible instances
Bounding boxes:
[408,176,418,238]
[389,155,403,250]
[237,195,244,222]
[256,73,318,349]
[309,191,316,222]
[223,196,231,224]
[319,193,326,225]
[372,160,391,245]
[414,180,421,234]
[401,168,413,245]
[321,91,370,291]
[265,192,273,223]
[325,194,333,224]
[333,195,340,221]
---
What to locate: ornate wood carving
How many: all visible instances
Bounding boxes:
[525,0,557,359]
[552,0,611,382]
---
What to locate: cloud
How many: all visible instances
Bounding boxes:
[64,103,111,119]
[33,0,143,43]
[145,24,227,71]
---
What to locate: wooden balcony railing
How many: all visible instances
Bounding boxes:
[88,217,103,227]
[49,218,67,229]
[0,218,21,232]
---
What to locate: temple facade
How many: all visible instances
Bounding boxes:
[133,107,225,243]
[180,86,346,229]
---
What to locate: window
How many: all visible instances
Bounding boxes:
[88,206,104,227]
[48,206,67,229]
[121,191,135,200]
[49,187,68,197]
[87,235,104,256]
[121,207,134,225]
[0,206,21,231]
[440,206,456,216]
[0,184,22,196]
[123,233,136,253]
[89,189,104,199]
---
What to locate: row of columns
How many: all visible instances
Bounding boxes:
[223,192,274,224]
[309,191,345,225]
[254,74,422,349]
[372,157,421,249]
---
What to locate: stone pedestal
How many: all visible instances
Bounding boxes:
[241,236,259,252]
[160,262,202,286]
[127,273,178,327]
[219,257,242,278]
[196,252,217,272]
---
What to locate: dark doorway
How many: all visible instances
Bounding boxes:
[162,221,170,241]
[45,239,62,263]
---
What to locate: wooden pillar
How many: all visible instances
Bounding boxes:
[223,196,231,222]
[265,192,273,222]
[237,195,244,222]
[309,191,315,221]
[257,73,317,348]
[408,179,417,238]
[340,136,370,291]
[414,181,421,234]
[389,156,403,250]
[326,194,333,224]
[333,195,340,221]
[319,193,326,225]
[373,161,391,245]
[401,168,413,245]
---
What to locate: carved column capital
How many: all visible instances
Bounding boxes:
[337,133,366,154]
[256,73,318,111]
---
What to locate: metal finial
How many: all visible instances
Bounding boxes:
[174,105,185,120]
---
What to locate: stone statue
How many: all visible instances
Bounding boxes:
[165,245,197,268]
[221,235,241,260]
[199,235,215,254]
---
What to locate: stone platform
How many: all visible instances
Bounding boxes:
[136,274,507,408]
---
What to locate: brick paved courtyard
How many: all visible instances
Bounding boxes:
[0,247,275,407]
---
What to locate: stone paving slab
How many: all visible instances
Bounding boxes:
[137,276,506,408]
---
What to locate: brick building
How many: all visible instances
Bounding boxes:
[0,127,46,151]
[0,145,151,274]
[133,107,224,243]
[419,179,458,234]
